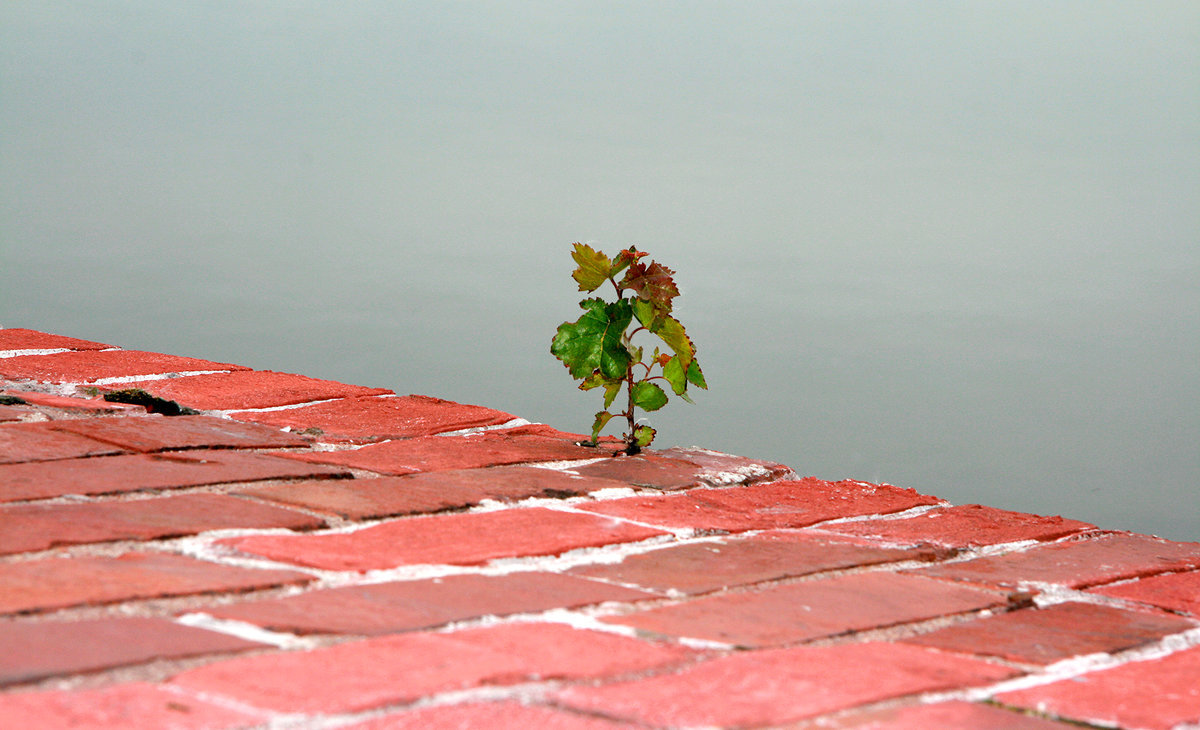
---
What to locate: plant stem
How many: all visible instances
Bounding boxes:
[624,365,639,455]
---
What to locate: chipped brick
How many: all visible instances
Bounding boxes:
[280,427,610,475]
[0,421,125,463]
[0,494,323,555]
[570,531,935,594]
[170,623,696,715]
[1091,570,1200,616]
[0,449,349,502]
[902,601,1197,665]
[997,644,1200,730]
[579,478,942,532]
[0,552,311,615]
[787,700,1077,729]
[0,617,266,686]
[208,572,656,635]
[819,504,1094,547]
[230,393,514,443]
[237,466,625,520]
[112,369,391,411]
[913,533,1200,590]
[220,507,666,571]
[605,572,1011,647]
[343,702,643,730]
[0,682,264,730]
[50,413,308,452]
[552,642,1015,728]
[0,328,112,352]
[0,349,248,384]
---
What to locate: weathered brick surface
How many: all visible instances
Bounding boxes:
[0,682,265,730]
[171,623,696,715]
[48,413,309,452]
[818,503,1094,547]
[0,552,311,615]
[0,349,248,383]
[230,393,514,442]
[280,425,608,474]
[208,572,656,635]
[580,478,942,532]
[110,369,391,410]
[605,572,1012,647]
[0,617,265,686]
[0,493,323,555]
[221,507,667,571]
[552,642,1016,728]
[902,601,1197,665]
[3,329,1198,730]
[0,390,144,413]
[914,532,1200,589]
[1091,569,1200,616]
[0,420,126,463]
[238,466,627,519]
[997,645,1200,730]
[343,702,644,729]
[0,327,112,352]
[786,700,1079,729]
[570,531,939,594]
[0,449,349,502]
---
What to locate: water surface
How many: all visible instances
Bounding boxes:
[3,3,1198,539]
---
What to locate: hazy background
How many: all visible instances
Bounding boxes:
[3,3,1198,539]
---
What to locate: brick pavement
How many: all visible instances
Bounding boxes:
[1,326,1198,729]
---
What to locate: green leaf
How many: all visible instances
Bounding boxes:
[591,411,615,443]
[551,298,634,380]
[631,381,668,412]
[609,247,644,280]
[686,358,707,389]
[633,424,656,448]
[662,355,687,395]
[621,260,680,312]
[570,242,612,292]
[631,300,695,369]
[603,380,622,409]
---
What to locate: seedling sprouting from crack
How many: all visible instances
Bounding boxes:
[551,243,706,454]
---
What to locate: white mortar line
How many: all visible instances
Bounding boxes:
[175,612,319,650]
[0,348,72,358]
[89,370,234,385]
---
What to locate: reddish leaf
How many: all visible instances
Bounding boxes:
[621,260,680,311]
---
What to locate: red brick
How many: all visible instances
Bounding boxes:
[997,644,1200,730]
[230,393,514,443]
[570,531,939,594]
[1091,570,1200,616]
[0,328,112,352]
[913,533,1200,590]
[237,466,627,519]
[787,700,1077,729]
[570,454,713,490]
[0,493,323,556]
[0,421,126,463]
[1,390,144,413]
[112,369,391,411]
[0,405,22,422]
[0,552,311,615]
[0,682,264,730]
[902,601,1197,665]
[281,426,613,475]
[819,504,1094,547]
[345,702,643,730]
[579,478,942,532]
[553,641,1016,728]
[50,413,308,451]
[657,446,793,482]
[221,507,666,571]
[170,622,696,715]
[0,349,249,384]
[208,572,656,635]
[605,572,1011,647]
[0,617,266,686]
[0,449,349,502]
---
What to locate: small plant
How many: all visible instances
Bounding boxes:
[551,243,706,454]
